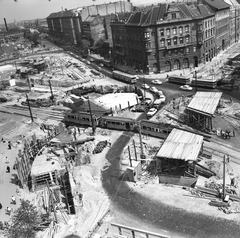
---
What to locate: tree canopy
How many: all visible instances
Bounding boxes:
[6,199,39,238]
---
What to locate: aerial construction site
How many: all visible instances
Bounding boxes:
[1,36,240,238]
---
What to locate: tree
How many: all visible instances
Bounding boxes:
[6,199,39,238]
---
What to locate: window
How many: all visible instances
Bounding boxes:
[180,48,184,54]
[179,27,183,34]
[175,50,178,55]
[185,25,189,33]
[186,48,189,53]
[173,28,177,35]
[160,39,165,47]
[160,28,164,36]
[151,32,155,36]
[144,32,150,38]
[193,46,196,52]
[167,29,170,36]
[173,37,177,45]
[168,50,171,56]
[172,13,176,19]
[167,39,171,46]
[185,36,189,43]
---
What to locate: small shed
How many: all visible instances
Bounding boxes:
[156,128,204,186]
[186,92,222,131]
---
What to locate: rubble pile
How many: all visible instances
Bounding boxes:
[92,140,109,154]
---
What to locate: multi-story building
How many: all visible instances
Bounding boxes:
[196,3,216,63]
[111,12,132,65]
[47,1,132,46]
[47,9,82,45]
[202,0,230,54]
[224,0,240,45]
[112,3,210,73]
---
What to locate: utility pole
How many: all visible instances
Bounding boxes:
[143,76,146,99]
[88,98,95,135]
[46,180,58,223]
[128,146,132,167]
[222,155,226,201]
[195,70,198,93]
[138,122,145,160]
[26,93,34,122]
[132,139,138,161]
[48,77,54,102]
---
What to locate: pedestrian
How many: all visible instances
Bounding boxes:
[5,157,9,164]
[6,166,10,173]
[0,202,2,209]
[8,141,11,150]
[11,196,16,204]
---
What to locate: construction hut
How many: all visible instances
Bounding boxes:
[30,147,67,192]
[156,128,204,187]
[186,92,222,131]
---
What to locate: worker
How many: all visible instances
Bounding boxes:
[8,141,11,150]
[6,207,11,214]
[6,166,10,173]
[231,177,236,187]
[11,196,16,204]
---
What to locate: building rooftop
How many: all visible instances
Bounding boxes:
[202,0,230,10]
[187,92,222,116]
[156,128,203,161]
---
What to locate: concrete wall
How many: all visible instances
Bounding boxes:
[81,1,132,21]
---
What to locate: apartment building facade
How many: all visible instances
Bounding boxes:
[47,1,133,46]
[111,3,210,73]
[202,0,230,54]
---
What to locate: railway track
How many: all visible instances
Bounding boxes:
[0,104,64,121]
[203,137,240,165]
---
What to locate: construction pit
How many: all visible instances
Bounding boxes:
[1,44,240,238]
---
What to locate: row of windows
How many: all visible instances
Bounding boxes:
[144,26,190,38]
[205,28,215,39]
[105,121,130,126]
[142,126,169,134]
[67,115,91,121]
[160,36,190,47]
[205,18,215,29]
[161,47,196,56]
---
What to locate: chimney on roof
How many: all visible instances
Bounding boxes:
[4,18,8,32]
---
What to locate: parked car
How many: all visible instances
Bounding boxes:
[143,97,152,106]
[86,60,91,65]
[142,84,150,89]
[179,85,193,91]
[131,104,146,112]
[151,79,162,85]
[159,94,166,103]
[147,108,157,117]
[99,63,104,67]
[150,86,158,93]
[156,90,163,97]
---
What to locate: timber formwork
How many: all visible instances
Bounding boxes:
[186,109,213,131]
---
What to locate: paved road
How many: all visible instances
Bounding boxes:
[102,132,240,238]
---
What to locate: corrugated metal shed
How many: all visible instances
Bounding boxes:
[156,128,203,161]
[187,92,222,116]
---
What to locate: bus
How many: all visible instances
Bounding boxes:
[168,75,191,85]
[112,70,138,84]
[191,78,218,89]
